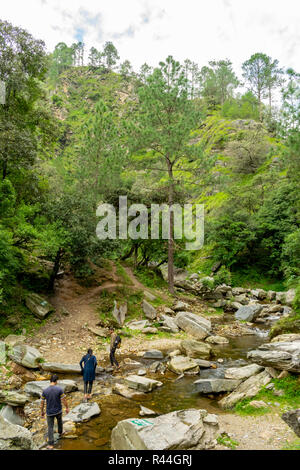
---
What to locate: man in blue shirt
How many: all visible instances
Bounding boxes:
[41,374,69,449]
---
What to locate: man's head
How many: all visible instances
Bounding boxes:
[50,374,58,384]
[109,327,114,334]
[87,348,93,355]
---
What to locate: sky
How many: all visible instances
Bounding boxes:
[1,0,300,77]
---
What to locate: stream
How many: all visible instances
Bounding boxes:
[55,324,270,450]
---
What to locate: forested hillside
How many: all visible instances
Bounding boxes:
[0,19,299,334]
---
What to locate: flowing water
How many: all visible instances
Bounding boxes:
[57,325,270,450]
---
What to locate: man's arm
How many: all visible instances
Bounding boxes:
[62,395,69,414]
[41,397,45,417]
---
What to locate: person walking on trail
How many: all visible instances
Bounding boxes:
[41,374,69,450]
[80,348,97,402]
[109,327,121,370]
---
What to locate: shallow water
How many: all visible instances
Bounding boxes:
[57,326,270,450]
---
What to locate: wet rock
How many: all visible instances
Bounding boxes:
[0,415,35,450]
[139,406,157,416]
[205,335,229,345]
[180,339,212,359]
[143,350,164,360]
[111,409,219,450]
[219,370,272,409]
[7,344,43,369]
[235,304,263,322]
[175,312,211,340]
[0,405,25,426]
[25,293,55,320]
[112,383,145,399]
[247,341,300,373]
[25,379,78,397]
[41,362,104,374]
[124,375,163,392]
[224,364,264,380]
[194,378,241,394]
[142,300,157,320]
[194,359,215,368]
[63,402,101,423]
[167,355,199,375]
[281,409,300,437]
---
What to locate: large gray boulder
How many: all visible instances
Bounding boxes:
[285,289,296,307]
[219,370,272,409]
[143,350,164,360]
[159,314,179,333]
[0,405,25,426]
[124,375,163,392]
[142,300,157,320]
[112,300,127,326]
[250,289,267,300]
[167,356,199,375]
[194,378,241,394]
[271,334,300,343]
[7,344,43,369]
[175,312,211,340]
[0,415,35,450]
[63,402,101,423]
[113,383,145,399]
[205,335,229,345]
[41,362,104,374]
[247,341,300,373]
[281,409,300,437]
[224,364,264,380]
[25,380,78,397]
[180,339,212,359]
[0,390,29,407]
[25,293,54,320]
[111,409,219,450]
[235,304,263,322]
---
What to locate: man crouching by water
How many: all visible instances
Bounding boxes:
[41,374,69,449]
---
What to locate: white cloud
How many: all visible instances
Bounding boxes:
[1,0,299,76]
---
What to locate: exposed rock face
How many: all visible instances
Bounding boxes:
[25,293,55,320]
[205,335,229,344]
[124,375,163,392]
[224,364,264,380]
[167,355,199,375]
[281,409,300,437]
[0,405,25,426]
[0,415,35,450]
[142,300,157,320]
[194,378,241,394]
[24,380,78,397]
[7,344,43,369]
[235,304,263,322]
[175,312,211,340]
[0,391,29,407]
[111,409,219,450]
[158,314,179,333]
[41,362,104,374]
[112,300,127,326]
[180,340,212,359]
[219,370,272,409]
[247,341,300,373]
[63,402,101,423]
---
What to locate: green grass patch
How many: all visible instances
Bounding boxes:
[134,266,167,289]
[281,439,300,450]
[217,433,239,449]
[115,262,133,286]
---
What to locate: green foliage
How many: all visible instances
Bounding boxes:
[213,266,232,286]
[217,433,239,449]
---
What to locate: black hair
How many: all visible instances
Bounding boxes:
[87,348,93,355]
[50,374,58,383]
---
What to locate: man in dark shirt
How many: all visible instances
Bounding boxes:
[41,374,69,449]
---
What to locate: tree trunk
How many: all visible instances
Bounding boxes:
[48,248,63,291]
[166,157,175,294]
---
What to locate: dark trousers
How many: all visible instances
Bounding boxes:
[47,412,63,445]
[84,381,93,394]
[110,348,119,367]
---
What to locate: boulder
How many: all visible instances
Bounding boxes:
[232,287,249,295]
[267,290,276,301]
[88,326,109,337]
[167,356,199,375]
[24,379,78,397]
[173,301,190,312]
[4,335,26,347]
[205,335,229,345]
[0,390,29,407]
[25,293,54,320]
[247,341,300,373]
[41,362,104,374]
[139,406,157,417]
[7,344,43,369]
[251,289,267,300]
[112,300,127,326]
[63,402,101,423]
[224,363,264,380]
[124,375,163,392]
[143,350,164,360]
[159,264,188,284]
[271,334,300,343]
[0,341,6,364]
[0,405,25,426]
[249,400,268,409]
[194,378,241,394]
[9,362,37,383]
[142,300,157,320]
[281,409,300,437]
[112,383,145,399]
[235,304,263,322]
[126,320,150,330]
[219,370,272,409]
[163,307,175,315]
[175,312,211,340]
[142,327,158,334]
[234,294,249,305]
[111,409,219,450]
[276,292,286,304]
[0,415,34,450]
[159,314,179,333]
[285,289,296,307]
[180,339,212,359]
